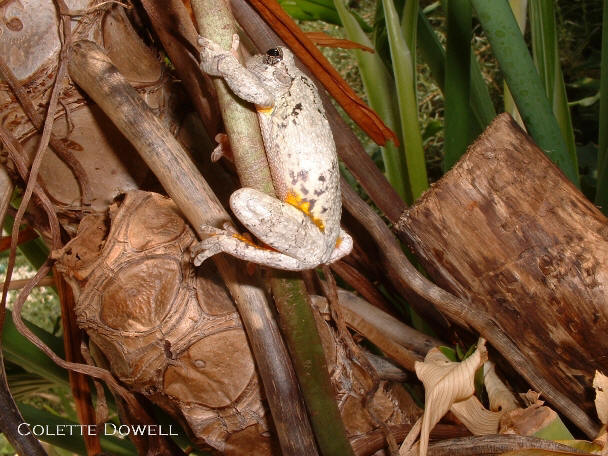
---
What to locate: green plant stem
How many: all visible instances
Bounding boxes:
[383,0,429,200]
[194,1,353,454]
[596,0,608,211]
[443,0,472,170]
[470,0,579,185]
[503,0,527,123]
[270,272,354,456]
[417,11,494,134]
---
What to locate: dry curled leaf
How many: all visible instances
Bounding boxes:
[500,402,560,437]
[451,395,502,435]
[400,338,487,456]
[485,361,520,413]
[594,371,608,424]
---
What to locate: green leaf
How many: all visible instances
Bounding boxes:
[596,0,608,212]
[533,416,574,440]
[443,0,473,171]
[382,0,429,200]
[438,345,458,361]
[528,1,578,176]
[418,8,495,134]
[3,214,49,271]
[2,309,68,386]
[470,0,579,185]
[279,0,342,25]
[333,0,411,201]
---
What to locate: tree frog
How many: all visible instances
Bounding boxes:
[193,34,353,270]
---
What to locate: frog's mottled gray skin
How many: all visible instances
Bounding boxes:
[194,35,353,270]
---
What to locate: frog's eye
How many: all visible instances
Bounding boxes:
[264,47,283,65]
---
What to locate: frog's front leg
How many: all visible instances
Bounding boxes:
[192,188,344,270]
[198,34,274,107]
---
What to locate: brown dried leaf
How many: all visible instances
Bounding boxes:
[304,32,374,52]
[500,402,558,436]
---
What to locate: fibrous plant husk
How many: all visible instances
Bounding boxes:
[54,190,419,454]
[0,1,185,232]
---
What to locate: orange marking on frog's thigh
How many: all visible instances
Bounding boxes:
[255,105,274,115]
[232,232,276,251]
[335,237,342,248]
[284,190,325,231]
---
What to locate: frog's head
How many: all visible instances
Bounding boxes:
[246,46,297,92]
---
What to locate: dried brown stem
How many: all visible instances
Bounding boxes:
[0,124,61,328]
[55,270,101,455]
[314,290,439,369]
[0,352,48,456]
[0,276,55,291]
[351,424,470,456]
[423,435,592,456]
[0,166,46,456]
[1,0,70,326]
[0,227,39,252]
[330,260,394,316]
[0,165,13,229]
[139,0,220,135]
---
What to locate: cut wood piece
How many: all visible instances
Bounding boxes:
[396,113,608,418]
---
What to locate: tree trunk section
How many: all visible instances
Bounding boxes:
[397,113,608,417]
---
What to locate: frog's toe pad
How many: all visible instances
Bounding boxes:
[191,236,225,266]
[199,225,226,235]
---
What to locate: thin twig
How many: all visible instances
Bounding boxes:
[60,0,129,16]
[80,341,109,426]
[0,276,55,291]
[0,166,45,456]
[424,435,593,456]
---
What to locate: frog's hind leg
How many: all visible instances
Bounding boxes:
[191,232,317,270]
[228,187,329,262]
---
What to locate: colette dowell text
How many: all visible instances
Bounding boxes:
[18,423,178,437]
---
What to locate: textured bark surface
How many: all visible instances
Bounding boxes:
[0,1,176,227]
[55,191,419,454]
[397,113,608,416]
